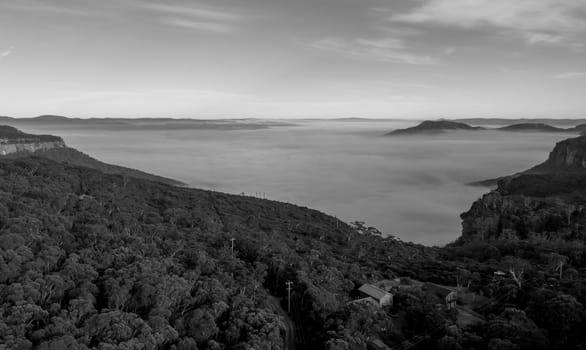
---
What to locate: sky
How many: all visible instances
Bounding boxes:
[1,0,586,119]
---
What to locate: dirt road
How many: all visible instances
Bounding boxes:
[267,296,297,350]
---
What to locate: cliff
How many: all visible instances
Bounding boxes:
[469,135,586,187]
[529,136,586,172]
[0,125,183,186]
[0,125,65,155]
[460,136,586,242]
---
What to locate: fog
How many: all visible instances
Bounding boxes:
[15,120,576,245]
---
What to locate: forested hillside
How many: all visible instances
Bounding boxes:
[3,139,586,350]
[0,156,437,349]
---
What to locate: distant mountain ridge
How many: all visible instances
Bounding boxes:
[386,120,485,135]
[0,115,296,130]
[497,123,567,132]
[388,119,584,136]
[455,118,586,127]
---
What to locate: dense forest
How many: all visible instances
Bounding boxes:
[2,141,586,349]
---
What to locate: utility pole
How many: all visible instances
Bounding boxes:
[286,281,293,313]
[230,238,235,258]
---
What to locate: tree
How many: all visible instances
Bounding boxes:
[527,292,584,346]
[485,308,547,350]
[547,253,568,280]
[501,257,531,289]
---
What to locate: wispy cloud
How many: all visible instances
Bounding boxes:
[393,0,586,48]
[0,1,103,17]
[142,3,243,21]
[158,17,232,33]
[553,72,585,80]
[310,37,435,65]
[0,46,14,60]
[138,1,244,33]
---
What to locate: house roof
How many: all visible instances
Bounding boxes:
[424,283,455,298]
[358,284,390,301]
[348,297,379,307]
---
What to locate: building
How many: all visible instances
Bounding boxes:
[424,283,457,309]
[358,284,393,307]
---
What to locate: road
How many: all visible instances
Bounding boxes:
[267,296,297,350]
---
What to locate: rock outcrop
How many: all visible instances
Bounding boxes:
[460,176,586,242]
[0,125,65,155]
[530,136,586,171]
[469,136,586,187]
[460,136,586,242]
[0,125,183,185]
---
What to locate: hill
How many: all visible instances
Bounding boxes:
[568,123,586,135]
[0,153,445,349]
[0,125,64,143]
[0,125,182,186]
[3,128,586,349]
[456,118,586,127]
[497,123,567,132]
[386,120,484,135]
[38,147,185,186]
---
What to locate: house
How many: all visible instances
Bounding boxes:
[358,284,393,307]
[424,283,457,309]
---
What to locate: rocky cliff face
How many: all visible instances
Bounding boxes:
[531,136,586,171]
[0,125,66,155]
[460,136,586,243]
[460,180,586,242]
[0,140,66,155]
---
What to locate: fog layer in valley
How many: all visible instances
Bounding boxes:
[15,120,576,245]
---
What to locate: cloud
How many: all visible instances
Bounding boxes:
[553,72,585,80]
[0,1,104,17]
[393,0,586,48]
[141,3,243,21]
[310,37,435,65]
[158,17,232,33]
[0,46,13,60]
[137,1,244,33]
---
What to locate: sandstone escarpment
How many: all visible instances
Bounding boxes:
[0,125,66,155]
[461,136,586,243]
[531,136,586,171]
[460,180,586,242]
[0,140,66,155]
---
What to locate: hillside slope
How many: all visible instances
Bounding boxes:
[0,125,183,186]
[0,155,436,349]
